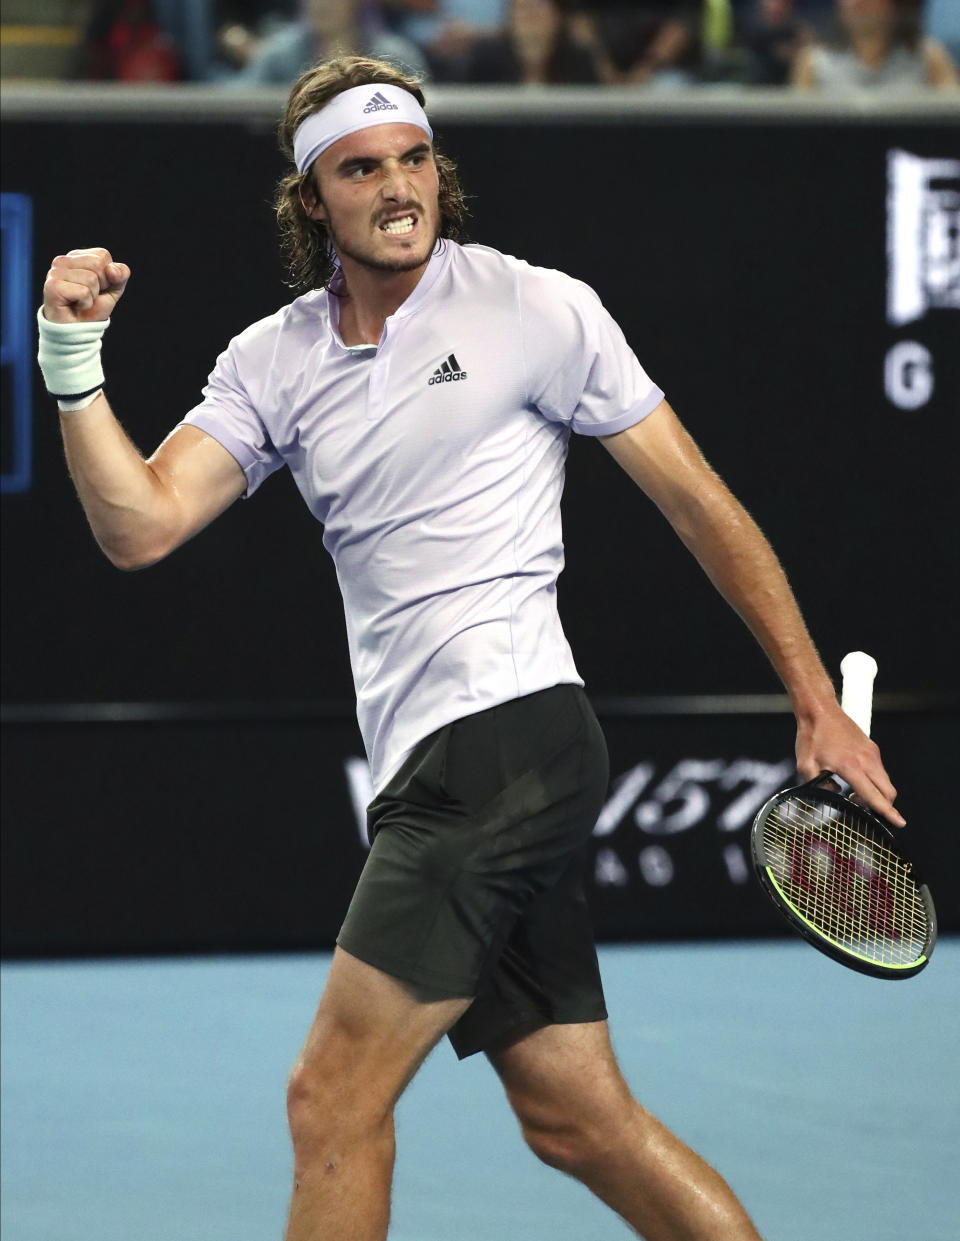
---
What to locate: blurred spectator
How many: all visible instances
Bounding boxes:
[791,0,960,88]
[80,0,181,81]
[926,0,960,68]
[465,0,615,83]
[742,0,814,83]
[225,0,430,84]
[152,0,214,80]
[382,0,504,44]
[154,1,296,82]
[212,3,298,76]
[381,1,507,79]
[589,3,701,86]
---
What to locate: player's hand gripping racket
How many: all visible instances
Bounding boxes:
[750,652,937,978]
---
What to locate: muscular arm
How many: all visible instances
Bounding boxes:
[43,247,246,569]
[600,400,904,825]
[60,398,245,569]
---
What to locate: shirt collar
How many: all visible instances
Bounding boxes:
[327,240,454,351]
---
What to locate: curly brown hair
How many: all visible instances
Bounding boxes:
[275,56,469,292]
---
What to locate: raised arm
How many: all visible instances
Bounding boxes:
[599,400,905,826]
[41,247,246,570]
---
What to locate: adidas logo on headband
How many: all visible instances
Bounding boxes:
[292,84,433,174]
[363,92,400,114]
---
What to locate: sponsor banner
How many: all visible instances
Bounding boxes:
[2,707,955,957]
[884,149,960,411]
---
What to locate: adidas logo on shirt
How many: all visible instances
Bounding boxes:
[363,92,400,114]
[428,353,468,385]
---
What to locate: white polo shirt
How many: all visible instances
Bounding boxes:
[182,242,664,792]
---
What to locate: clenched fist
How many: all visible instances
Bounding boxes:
[43,247,130,324]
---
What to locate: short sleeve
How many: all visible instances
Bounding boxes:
[519,267,664,436]
[179,336,284,498]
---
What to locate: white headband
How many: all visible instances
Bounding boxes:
[293,84,433,175]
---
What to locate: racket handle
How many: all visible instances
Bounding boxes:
[840,651,878,737]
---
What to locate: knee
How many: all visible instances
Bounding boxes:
[285,1059,327,1139]
[521,1118,581,1175]
[285,1036,391,1160]
[513,1074,648,1179]
[286,1060,330,1156]
[520,1109,623,1179]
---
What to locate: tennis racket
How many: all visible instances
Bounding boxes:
[750,652,937,979]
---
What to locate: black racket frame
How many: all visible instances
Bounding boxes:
[750,774,937,979]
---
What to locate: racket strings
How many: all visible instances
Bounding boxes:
[781,800,925,959]
[761,797,929,966]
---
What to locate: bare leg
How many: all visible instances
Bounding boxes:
[490,1022,762,1241]
[284,948,471,1241]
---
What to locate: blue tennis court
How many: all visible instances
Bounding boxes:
[3,938,957,1241]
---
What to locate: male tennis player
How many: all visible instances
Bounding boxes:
[39,55,903,1241]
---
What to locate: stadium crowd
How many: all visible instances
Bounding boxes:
[50,0,960,91]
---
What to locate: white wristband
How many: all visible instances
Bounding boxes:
[36,308,109,401]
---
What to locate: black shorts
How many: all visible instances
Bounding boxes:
[337,684,610,1060]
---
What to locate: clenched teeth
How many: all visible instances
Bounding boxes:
[381,216,415,234]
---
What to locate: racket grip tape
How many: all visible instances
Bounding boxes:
[840,651,878,737]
